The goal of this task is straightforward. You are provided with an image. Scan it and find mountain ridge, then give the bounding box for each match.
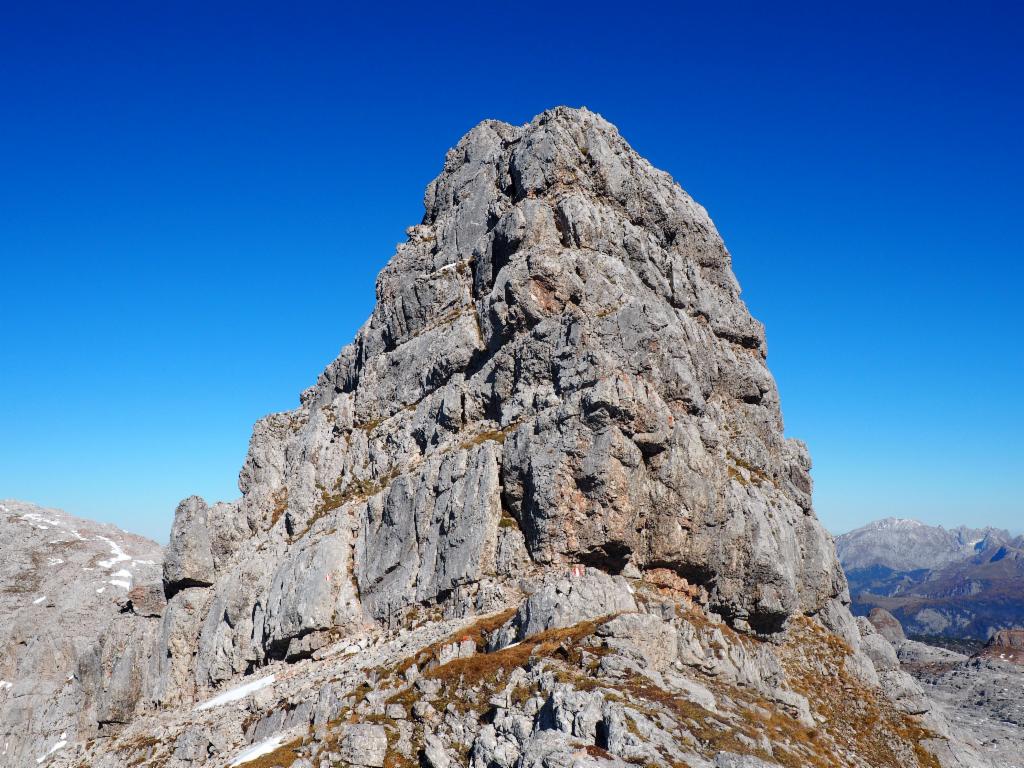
[837,518,1024,640]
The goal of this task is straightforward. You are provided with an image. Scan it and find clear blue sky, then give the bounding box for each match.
[1,3,1021,542]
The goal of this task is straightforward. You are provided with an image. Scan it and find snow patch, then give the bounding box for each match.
[95,536,131,569]
[35,736,67,764]
[871,517,925,530]
[195,675,276,711]
[229,734,287,766]
[21,512,61,527]
[32,596,47,605]
[108,580,131,589]
[0,680,12,691]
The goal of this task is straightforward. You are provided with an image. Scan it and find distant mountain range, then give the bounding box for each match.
[837,518,1024,640]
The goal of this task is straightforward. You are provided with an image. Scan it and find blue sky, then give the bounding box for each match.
[1,3,1021,542]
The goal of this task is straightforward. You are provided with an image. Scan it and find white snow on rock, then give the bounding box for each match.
[108,580,131,589]
[194,675,276,711]
[95,536,131,569]
[0,680,12,691]
[35,735,67,764]
[21,512,61,527]
[229,734,287,766]
[32,596,47,605]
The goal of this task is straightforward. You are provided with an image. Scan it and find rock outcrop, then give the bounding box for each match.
[4,107,1013,767]
[977,629,1024,664]
[132,105,854,702]
[868,607,907,644]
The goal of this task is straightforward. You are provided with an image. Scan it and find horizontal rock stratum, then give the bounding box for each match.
[1,107,1009,767]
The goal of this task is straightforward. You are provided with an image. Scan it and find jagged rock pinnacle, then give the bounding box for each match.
[168,104,852,676]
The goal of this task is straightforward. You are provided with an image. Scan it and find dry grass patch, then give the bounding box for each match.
[425,616,613,686]
[238,738,304,768]
[395,607,517,677]
[269,488,289,528]
[460,429,507,450]
[777,617,942,768]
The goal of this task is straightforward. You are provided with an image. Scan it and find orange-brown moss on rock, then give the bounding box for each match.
[776,617,942,768]
[236,737,304,768]
[424,616,612,686]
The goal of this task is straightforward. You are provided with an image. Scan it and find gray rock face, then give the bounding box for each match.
[856,616,933,716]
[338,724,387,767]
[262,529,362,659]
[355,441,503,625]
[210,105,845,646]
[0,500,161,767]
[163,497,216,592]
[494,568,638,646]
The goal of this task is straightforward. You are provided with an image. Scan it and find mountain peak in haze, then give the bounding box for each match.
[838,517,1010,572]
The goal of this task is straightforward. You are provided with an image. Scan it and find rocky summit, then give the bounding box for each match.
[0,108,1015,767]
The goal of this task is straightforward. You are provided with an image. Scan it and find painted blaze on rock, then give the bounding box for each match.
[155,106,849,698]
